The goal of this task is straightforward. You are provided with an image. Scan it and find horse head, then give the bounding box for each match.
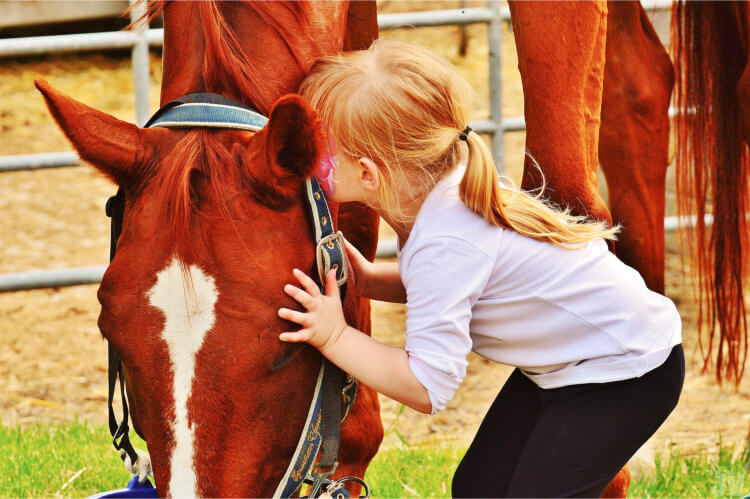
[36,78,365,497]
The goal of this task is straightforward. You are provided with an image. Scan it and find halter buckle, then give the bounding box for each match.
[315,232,348,289]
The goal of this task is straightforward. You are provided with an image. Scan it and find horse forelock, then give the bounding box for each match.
[145,130,246,261]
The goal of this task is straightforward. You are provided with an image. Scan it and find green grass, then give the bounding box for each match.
[0,420,748,498]
[628,441,749,498]
[365,444,462,498]
[0,419,147,498]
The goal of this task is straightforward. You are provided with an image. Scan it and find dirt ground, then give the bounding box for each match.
[0,1,748,480]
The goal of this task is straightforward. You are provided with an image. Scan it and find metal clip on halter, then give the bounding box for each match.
[306,461,338,498]
[304,464,371,499]
[341,375,357,421]
[326,476,370,499]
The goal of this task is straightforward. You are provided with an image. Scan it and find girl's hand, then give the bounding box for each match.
[344,237,374,293]
[278,268,348,352]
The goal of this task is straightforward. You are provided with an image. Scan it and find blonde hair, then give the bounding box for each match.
[299,39,619,248]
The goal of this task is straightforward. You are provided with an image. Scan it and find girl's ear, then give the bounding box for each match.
[358,157,381,193]
[35,79,161,187]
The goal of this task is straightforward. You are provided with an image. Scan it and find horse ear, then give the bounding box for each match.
[35,79,153,186]
[261,94,325,198]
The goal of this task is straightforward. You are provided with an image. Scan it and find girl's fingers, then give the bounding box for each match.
[279,329,313,343]
[293,268,321,297]
[284,284,313,308]
[325,268,339,297]
[278,307,309,326]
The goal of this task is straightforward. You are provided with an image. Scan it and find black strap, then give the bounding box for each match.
[105,189,138,465]
[317,360,345,469]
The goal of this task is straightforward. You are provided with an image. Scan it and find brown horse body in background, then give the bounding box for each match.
[509,0,748,495]
[511,0,748,386]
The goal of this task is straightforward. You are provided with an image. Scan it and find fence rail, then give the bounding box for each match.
[0,6,506,167]
[1,0,678,291]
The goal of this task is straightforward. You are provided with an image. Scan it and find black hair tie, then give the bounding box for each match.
[459,126,472,141]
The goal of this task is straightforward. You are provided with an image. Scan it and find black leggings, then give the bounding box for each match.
[452,344,685,498]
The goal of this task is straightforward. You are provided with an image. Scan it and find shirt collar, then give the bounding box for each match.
[396,162,466,255]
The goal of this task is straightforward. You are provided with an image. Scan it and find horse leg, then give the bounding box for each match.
[508,0,611,226]
[509,4,632,497]
[599,1,674,293]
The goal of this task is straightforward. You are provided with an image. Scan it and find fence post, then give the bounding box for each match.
[129,0,150,126]
[487,0,503,172]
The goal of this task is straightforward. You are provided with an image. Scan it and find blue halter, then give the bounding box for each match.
[144,93,268,131]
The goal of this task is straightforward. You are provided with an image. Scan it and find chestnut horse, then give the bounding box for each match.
[511,0,748,386]
[37,1,382,496]
[37,1,746,497]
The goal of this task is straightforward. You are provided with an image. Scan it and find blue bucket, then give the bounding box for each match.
[88,477,158,498]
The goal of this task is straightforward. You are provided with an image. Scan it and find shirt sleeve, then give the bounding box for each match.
[402,236,494,414]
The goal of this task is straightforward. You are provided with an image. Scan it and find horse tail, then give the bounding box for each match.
[671,0,749,385]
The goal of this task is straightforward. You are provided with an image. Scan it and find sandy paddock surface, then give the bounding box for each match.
[0,1,748,478]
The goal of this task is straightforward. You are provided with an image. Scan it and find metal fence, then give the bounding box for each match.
[0,3,510,171]
[1,0,677,292]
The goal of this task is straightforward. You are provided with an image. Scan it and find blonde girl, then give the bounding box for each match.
[278,39,684,497]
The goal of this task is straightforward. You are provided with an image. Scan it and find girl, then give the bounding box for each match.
[278,39,684,498]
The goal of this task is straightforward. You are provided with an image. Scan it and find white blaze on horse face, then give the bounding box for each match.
[147,257,218,498]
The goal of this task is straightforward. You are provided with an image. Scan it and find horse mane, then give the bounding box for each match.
[131,0,318,113]
[672,0,749,385]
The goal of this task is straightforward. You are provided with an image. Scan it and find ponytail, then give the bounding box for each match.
[459,130,619,248]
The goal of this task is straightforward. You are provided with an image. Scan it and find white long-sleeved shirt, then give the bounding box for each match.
[398,165,682,414]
